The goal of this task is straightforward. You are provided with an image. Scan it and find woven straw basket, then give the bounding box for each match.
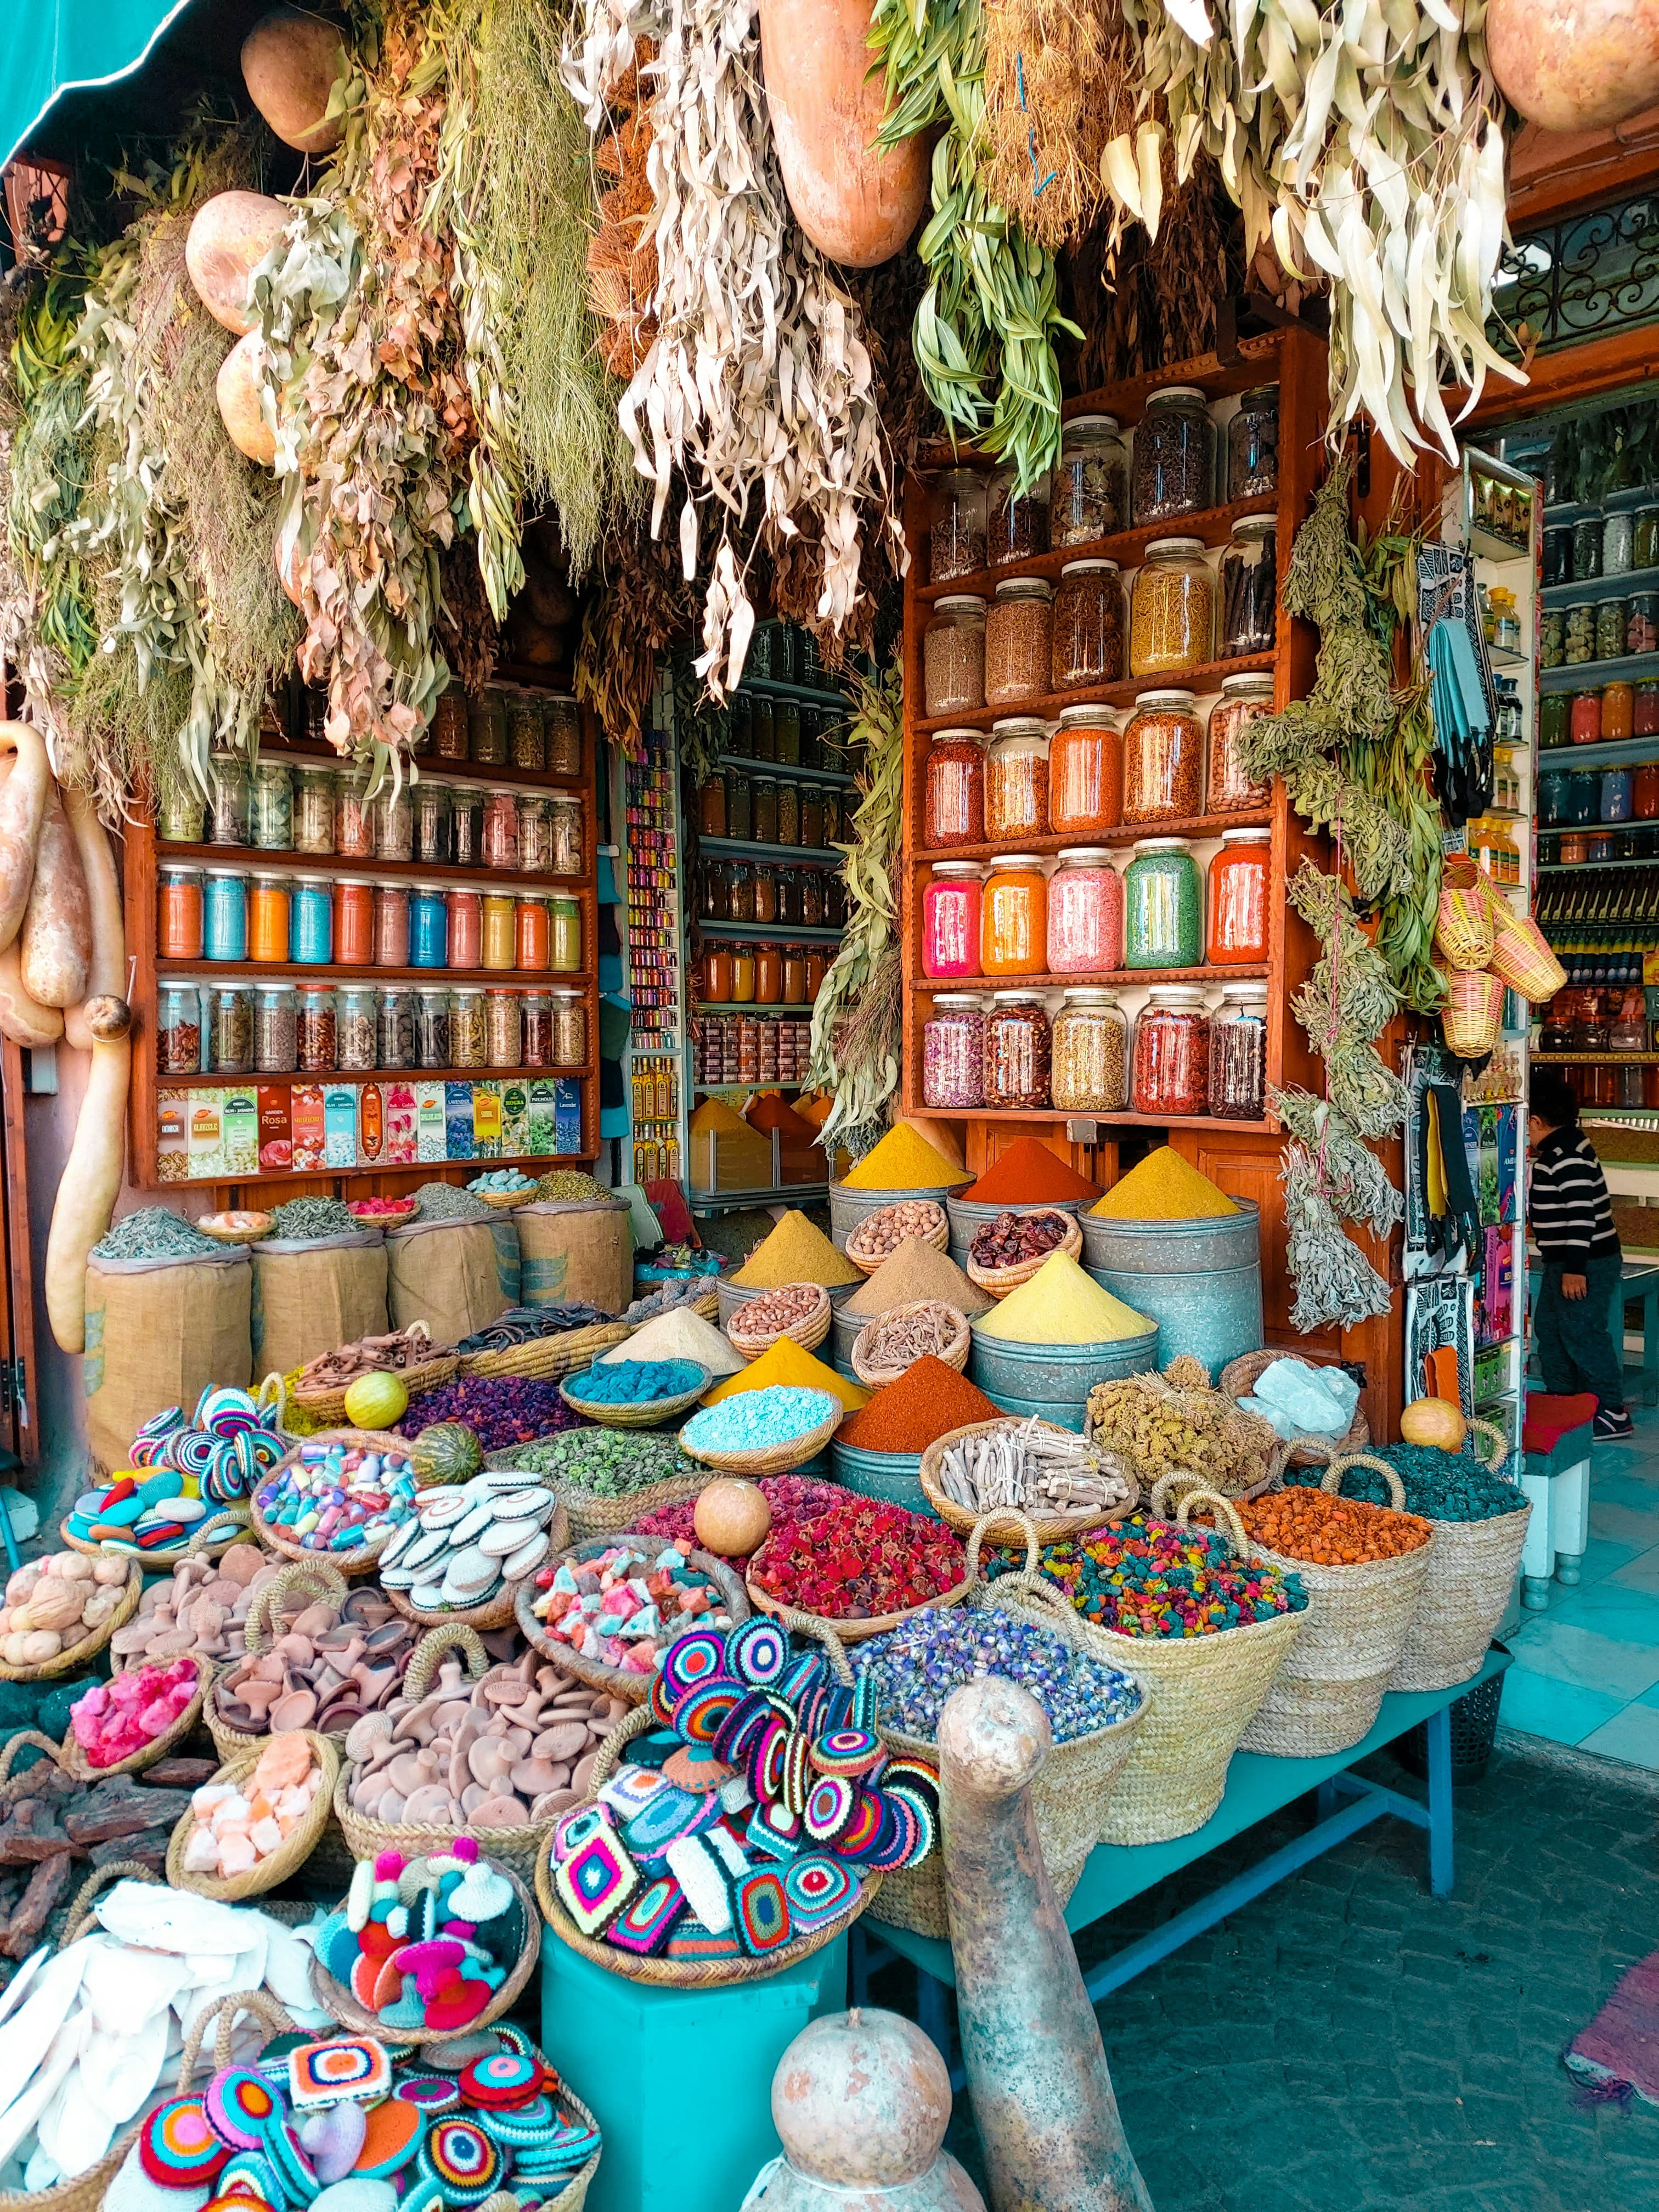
[59,1501,253,1575]
[1218,1348,1369,1470]
[1443,967,1505,1057]
[515,1541,749,1704]
[461,1321,635,1381]
[0,1559,142,1683]
[309,1857,543,2040]
[484,1444,702,1543]
[680,1401,842,1477]
[851,1301,970,1388]
[1487,915,1567,1002]
[1378,1422,1531,1692]
[966,1212,1084,1299]
[727,1284,833,1359]
[249,1432,416,1574]
[206,1559,355,1757]
[919,1420,1139,1543]
[559,1365,710,1429]
[1229,1466,1434,1757]
[291,1353,460,1425]
[845,1201,949,1274]
[165,1730,341,1902]
[1433,877,1496,973]
[61,1654,215,1781]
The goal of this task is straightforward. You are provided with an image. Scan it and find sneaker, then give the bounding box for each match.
[1594,1407,1634,1440]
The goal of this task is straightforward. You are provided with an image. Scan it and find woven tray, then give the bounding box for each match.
[679,1401,841,1476]
[965,1211,1084,1297]
[61,1654,215,1782]
[919,1417,1140,1543]
[461,1321,636,1381]
[514,1542,749,1705]
[850,1301,970,1389]
[386,1498,569,1634]
[309,1855,542,2039]
[726,1285,833,1360]
[165,1730,341,1901]
[844,1201,949,1275]
[471,1186,536,1210]
[291,1352,460,1425]
[248,1431,419,1573]
[558,1365,710,1430]
[58,1503,252,1573]
[483,1450,707,1544]
[0,1559,141,1683]
[1218,1348,1369,1469]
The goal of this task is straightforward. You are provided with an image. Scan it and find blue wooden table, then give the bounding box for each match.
[1526,1256,1659,1406]
[852,1651,1513,2081]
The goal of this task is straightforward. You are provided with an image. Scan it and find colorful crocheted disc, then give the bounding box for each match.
[215,2151,286,2208]
[833,1788,884,1861]
[732,1869,792,1957]
[459,2052,539,2109]
[605,1875,687,1957]
[418,2120,500,2205]
[881,1757,940,1816]
[777,1652,827,1706]
[287,2038,390,2108]
[866,1796,921,1871]
[802,1773,856,1846]
[393,2073,461,2115]
[204,2069,280,2153]
[649,1666,678,1726]
[820,1685,855,1733]
[811,1727,883,1778]
[262,2123,317,2204]
[140,2100,229,2188]
[783,1854,857,1929]
[747,1716,786,1801]
[852,1670,877,1729]
[474,2095,557,2148]
[672,1679,741,1746]
[781,1730,813,1815]
[660,1628,727,1701]
[354,2096,424,2179]
[757,1720,791,1804]
[729,1616,789,1688]
[712,1689,771,1765]
[393,2181,444,2212]
[884,1781,938,1866]
[554,1831,639,1937]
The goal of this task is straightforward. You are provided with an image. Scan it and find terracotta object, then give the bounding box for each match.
[112,1544,279,1668]
[241,7,347,154]
[758,0,929,267]
[937,1676,1154,2212]
[215,1583,415,1738]
[1487,0,1659,132]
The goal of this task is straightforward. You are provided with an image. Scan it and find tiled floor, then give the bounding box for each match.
[1504,1400,1659,1765]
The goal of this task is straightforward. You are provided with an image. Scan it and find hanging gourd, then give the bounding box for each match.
[1487,0,1659,133]
[217,331,277,466]
[186,193,290,335]
[241,8,347,153]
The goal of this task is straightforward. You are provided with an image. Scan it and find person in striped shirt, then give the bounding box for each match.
[1528,1070,1630,1440]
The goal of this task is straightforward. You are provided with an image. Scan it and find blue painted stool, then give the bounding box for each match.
[1518,1391,1598,1611]
[538,1927,849,2211]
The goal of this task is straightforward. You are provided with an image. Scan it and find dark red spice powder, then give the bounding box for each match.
[962,1137,1098,1206]
[838,1356,1001,1453]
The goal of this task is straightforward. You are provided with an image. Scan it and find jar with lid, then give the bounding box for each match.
[1605,511,1636,577]
[335,766,376,859]
[546,696,582,778]
[775,701,802,768]
[450,987,487,1068]
[1123,689,1203,821]
[1207,827,1271,962]
[516,894,551,969]
[1557,831,1589,864]
[701,946,731,1002]
[824,872,848,929]
[985,578,1053,706]
[521,989,551,1066]
[981,855,1047,977]
[468,690,507,765]
[985,993,1051,1108]
[1132,386,1215,524]
[1209,983,1268,1118]
[1131,537,1213,675]
[799,786,824,850]
[820,788,841,845]
[448,887,482,967]
[985,718,1050,838]
[1637,506,1659,572]
[409,884,448,968]
[751,694,776,763]
[1206,673,1273,812]
[481,893,515,969]
[156,783,206,844]
[1537,769,1568,826]
[731,950,757,1005]
[1571,687,1602,744]
[1051,989,1128,1111]
[752,778,779,845]
[723,766,753,843]
[206,868,252,962]
[450,785,483,867]
[753,864,778,924]
[505,692,546,772]
[289,878,332,965]
[776,782,800,848]
[924,729,985,848]
[1132,985,1210,1114]
[1640,682,1659,737]
[1629,594,1658,654]
[337,984,377,1070]
[799,868,825,926]
[1046,848,1123,975]
[255,984,296,1073]
[1218,516,1277,656]
[1604,681,1635,742]
[517,793,550,875]
[543,986,581,1068]
[1048,704,1122,836]
[416,987,450,1069]
[1054,415,1126,545]
[1572,516,1602,582]
[1226,385,1279,499]
[549,794,583,876]
[730,864,756,923]
[1539,693,1571,748]
[1543,525,1572,587]
[250,761,294,851]
[373,882,410,967]
[987,463,1049,567]
[806,946,828,996]
[777,868,801,926]
[1124,838,1203,968]
[1566,770,1598,826]
[923,862,983,978]
[482,789,518,871]
[374,783,413,862]
[1564,603,1596,665]
[1052,560,1125,690]
[1635,764,1659,819]
[922,994,987,1107]
[296,985,337,1072]
[930,468,988,583]
[326,878,369,968]
[698,775,728,838]
[1603,769,1634,823]
[415,780,452,865]
[924,595,986,716]
[207,754,253,845]
[432,688,469,761]
[1598,599,1629,660]
[1540,609,1565,670]
[727,693,753,759]
[782,946,807,1003]
[159,865,205,960]
[288,765,332,856]
[486,988,522,1068]
[159,984,202,1075]
[551,893,582,972]
[754,944,782,1004]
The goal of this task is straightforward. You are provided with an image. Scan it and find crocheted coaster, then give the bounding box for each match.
[880,1757,940,1817]
[621,1781,718,1866]
[353,2098,424,2180]
[511,2119,602,2174]
[261,2124,317,2205]
[747,1796,804,1863]
[664,1920,741,1963]
[554,1831,639,1937]
[883,1781,938,1866]
[820,1685,855,1733]
[732,1869,792,1957]
[834,1789,884,1862]
[648,1668,679,1726]
[551,1803,612,1864]
[470,2093,552,2148]
[810,1727,883,1778]
[757,1721,791,1805]
[392,2180,444,2212]
[204,2069,281,2153]
[728,1617,788,1688]
[781,1731,813,1816]
[663,1833,733,1933]
[392,2074,461,2116]
[140,2099,229,2188]
[215,2151,287,2209]
[783,1854,857,1930]
[458,2053,539,2111]
[777,1652,827,1706]
[802,1773,856,1848]
[672,1680,741,1747]
[866,1796,921,1872]
[713,1689,771,1767]
[287,2040,391,2109]
[625,1728,681,1770]
[596,1767,667,1822]
[417,2120,500,2206]
[659,1628,727,1701]
[851,1671,877,1730]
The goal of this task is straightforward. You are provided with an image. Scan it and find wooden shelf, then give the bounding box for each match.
[1542,563,1659,609]
[153,842,585,891]
[907,1104,1273,1132]
[1539,647,1659,695]
[913,809,1271,862]
[159,1150,599,1191]
[1532,1051,1659,1065]
[154,1064,593,1088]
[256,732,590,797]
[914,494,1279,605]
[911,964,1271,991]
[697,922,843,943]
[913,652,1276,735]
[157,960,592,986]
[716,752,857,788]
[698,838,843,865]
[694,1003,816,1015]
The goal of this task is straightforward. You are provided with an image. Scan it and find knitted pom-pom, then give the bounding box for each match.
[453,1837,480,1864]
[374,1849,404,1880]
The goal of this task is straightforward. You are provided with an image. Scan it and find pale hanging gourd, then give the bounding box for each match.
[1487,0,1659,132]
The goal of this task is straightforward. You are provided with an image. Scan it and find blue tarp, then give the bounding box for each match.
[2,0,196,170]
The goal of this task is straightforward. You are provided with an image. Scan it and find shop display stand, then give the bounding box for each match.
[627,669,689,1187]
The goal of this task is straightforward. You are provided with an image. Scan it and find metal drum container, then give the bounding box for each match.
[1079,1199,1262,1375]
[830,1440,933,1511]
[969,1324,1159,1433]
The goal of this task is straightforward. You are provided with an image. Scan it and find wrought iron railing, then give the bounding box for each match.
[1490,191,1659,358]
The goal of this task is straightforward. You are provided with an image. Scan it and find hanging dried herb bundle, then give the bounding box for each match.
[1064,143,1232,388]
[585,48,658,380]
[573,514,685,762]
[981,0,1132,252]
[1280,1154,1392,1333]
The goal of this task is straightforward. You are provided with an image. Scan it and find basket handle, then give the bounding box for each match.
[184,1508,251,1559]
[403,1622,489,1699]
[0,1729,70,1786]
[1319,1452,1408,1511]
[244,1558,349,1654]
[1466,1416,1509,1473]
[62,1858,163,1945]
[589,1702,656,1789]
[256,1370,289,1429]
[964,1509,1042,1592]
[1171,1487,1249,1557]
[743,1599,856,1686]
[178,1989,297,2090]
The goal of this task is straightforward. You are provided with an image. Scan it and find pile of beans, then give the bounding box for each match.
[1236,1488,1432,1565]
[847,1200,949,1265]
[729,1283,826,1348]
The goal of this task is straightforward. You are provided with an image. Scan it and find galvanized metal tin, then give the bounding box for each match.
[969,1325,1159,1433]
[831,1440,934,1513]
[945,1194,1087,1268]
[828,1179,964,1254]
[1079,1199,1262,1375]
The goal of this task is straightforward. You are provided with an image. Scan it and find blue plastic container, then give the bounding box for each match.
[289,878,333,964]
[203,867,248,961]
[409,885,449,967]
[831,1439,932,1512]
[1079,1199,1262,1375]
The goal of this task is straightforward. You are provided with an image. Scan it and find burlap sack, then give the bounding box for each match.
[515,1200,632,1317]
[251,1232,388,1376]
[384,1218,512,1344]
[84,1248,252,1474]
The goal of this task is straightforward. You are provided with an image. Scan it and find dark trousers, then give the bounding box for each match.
[1535,1250,1627,1414]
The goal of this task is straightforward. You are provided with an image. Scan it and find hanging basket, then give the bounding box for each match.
[1487,916,1567,1002]
[1442,968,1505,1058]
[1432,881,1496,972]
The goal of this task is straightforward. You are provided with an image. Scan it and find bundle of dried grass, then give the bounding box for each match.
[573,514,685,760]
[587,50,658,378]
[983,0,1131,252]
[1064,142,1233,388]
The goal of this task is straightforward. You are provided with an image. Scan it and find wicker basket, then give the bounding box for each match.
[471,1186,535,1210]
[205,1558,365,1757]
[965,1211,1084,1299]
[165,1730,341,1901]
[198,1211,274,1245]
[348,1199,419,1228]
[1486,913,1567,1002]
[309,1856,542,2039]
[386,1517,566,1636]
[534,1702,879,1988]
[248,1431,417,1572]
[680,1398,842,1476]
[484,1444,702,1544]
[726,1284,833,1360]
[0,1559,142,1683]
[61,1654,215,1782]
[1228,1464,1435,1757]
[1432,881,1495,973]
[1442,967,1505,1057]
[844,1201,950,1274]
[919,1419,1139,1542]
[850,1301,971,1389]
[745,1572,970,1647]
[558,1364,710,1429]
[515,1542,749,1704]
[461,1321,635,1381]
[58,1504,252,1574]
[291,1353,460,1425]
[1218,1347,1369,1470]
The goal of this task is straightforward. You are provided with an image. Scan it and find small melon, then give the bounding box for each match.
[186,191,288,335]
[241,8,348,154]
[693,1478,771,1558]
[343,1372,408,1431]
[1400,1397,1466,1453]
[410,1421,483,1485]
[217,331,276,466]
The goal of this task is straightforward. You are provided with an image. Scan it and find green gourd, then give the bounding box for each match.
[409,1420,483,1485]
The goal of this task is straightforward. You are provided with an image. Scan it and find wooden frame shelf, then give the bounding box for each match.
[915,810,1271,864]
[154,842,587,892]
[156,960,594,988]
[256,730,590,798]
[912,653,1276,737]
[907,1104,1275,1133]
[153,1063,594,1088]
[914,494,1279,605]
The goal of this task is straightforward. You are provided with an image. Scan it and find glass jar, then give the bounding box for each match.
[930,468,988,583]
[1132,386,1215,524]
[1603,769,1634,823]
[751,779,778,846]
[417,988,450,1069]
[1123,689,1203,822]
[482,893,516,970]
[1630,594,1659,654]
[775,701,802,768]
[1051,989,1128,1111]
[799,786,825,851]
[1540,609,1565,670]
[730,864,756,923]
[701,862,730,923]
[1052,559,1125,690]
[516,894,551,970]
[754,864,778,925]
[1539,692,1571,748]
[724,767,753,844]
[751,695,776,764]
[550,795,583,876]
[703,946,733,1002]
[1209,984,1268,1119]
[1635,764,1659,819]
[448,888,482,968]
[237,869,281,964]
[1132,985,1210,1115]
[806,947,828,996]
[985,578,1053,706]
[450,988,487,1069]
[156,783,205,844]
[1207,827,1271,963]
[698,776,727,837]
[159,865,205,960]
[1218,516,1277,657]
[981,855,1047,977]
[374,784,414,863]
[1124,838,1203,969]
[1604,681,1635,742]
[250,761,294,851]
[482,789,518,872]
[985,718,1050,838]
[1564,603,1596,665]
[486,988,521,1068]
[468,690,507,766]
[373,883,410,968]
[1536,770,1568,827]
[1054,414,1126,545]
[985,993,1051,1109]
[987,464,1049,567]
[1571,687,1602,745]
[821,789,842,845]
[924,729,985,848]
[334,767,375,859]
[1206,673,1273,814]
[781,946,806,1004]
[1605,511,1635,577]
[799,869,824,927]
[205,868,251,962]
[551,988,586,1068]
[296,985,337,1073]
[546,696,582,778]
[1566,771,1598,826]
[754,944,782,1005]
[777,869,801,926]
[922,994,986,1108]
[337,985,377,1071]
[551,894,582,972]
[289,766,332,856]
[924,595,986,717]
[1637,506,1659,572]
[158,984,202,1075]
[1572,516,1602,583]
[517,794,550,876]
[255,984,296,1073]
[1131,537,1212,675]
[731,951,757,1005]
[409,884,448,968]
[432,689,470,761]
[1598,599,1629,661]
[289,878,332,965]
[1226,385,1279,500]
[1049,704,1122,836]
[1046,848,1123,975]
[506,692,546,772]
[327,878,370,969]
[1543,526,1572,587]
[415,780,452,866]
[776,783,800,849]
[1639,682,1659,736]
[522,990,551,1067]
[923,862,983,979]
[1556,831,1589,864]
[450,785,483,868]
[207,754,252,846]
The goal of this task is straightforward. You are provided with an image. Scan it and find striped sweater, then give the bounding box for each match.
[1530,1127,1620,1272]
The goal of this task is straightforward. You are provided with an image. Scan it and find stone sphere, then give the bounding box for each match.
[772,2008,952,2187]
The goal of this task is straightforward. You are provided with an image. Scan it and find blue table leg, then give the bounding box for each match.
[1425,1705,1454,1896]
[1316,1778,1339,1824]
[1643,1283,1659,1407]
[916,1972,951,2072]
[849,1926,870,2008]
